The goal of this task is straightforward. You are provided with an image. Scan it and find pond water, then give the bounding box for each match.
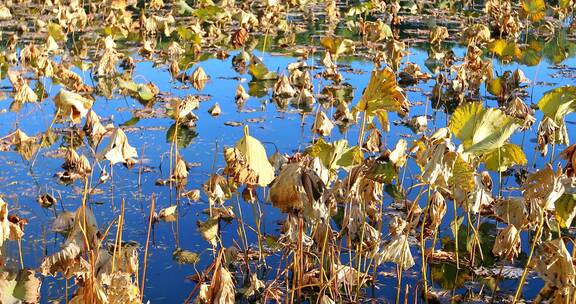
[2,2,576,304]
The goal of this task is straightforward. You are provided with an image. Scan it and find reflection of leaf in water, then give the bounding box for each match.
[248,80,273,98]
[444,222,496,267]
[385,184,405,201]
[166,123,198,148]
[121,117,140,127]
[175,0,194,15]
[519,39,543,66]
[265,235,283,252]
[332,206,345,230]
[521,0,546,22]
[176,26,202,43]
[321,84,354,104]
[193,5,225,21]
[488,39,521,59]
[543,30,576,65]
[178,52,214,71]
[248,61,277,81]
[430,262,472,290]
[476,222,497,266]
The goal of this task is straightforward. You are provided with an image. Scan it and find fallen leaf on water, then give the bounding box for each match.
[209,103,221,116]
[172,248,200,265]
[190,66,209,90]
[224,121,243,127]
[158,205,178,222]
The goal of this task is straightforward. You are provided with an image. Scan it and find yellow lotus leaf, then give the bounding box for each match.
[243,273,265,298]
[364,128,381,153]
[389,138,408,168]
[481,143,527,172]
[449,102,520,153]
[424,191,446,237]
[353,67,409,118]
[63,148,92,176]
[523,165,565,210]
[209,103,221,116]
[554,193,576,228]
[97,36,120,76]
[320,36,355,58]
[0,269,41,303]
[235,84,249,105]
[268,162,312,213]
[223,147,258,186]
[429,26,448,45]
[333,264,368,287]
[537,86,576,124]
[521,0,546,22]
[446,151,475,193]
[0,6,12,20]
[54,89,93,123]
[106,272,141,304]
[235,126,275,187]
[14,81,38,104]
[488,39,521,59]
[310,138,363,172]
[273,75,296,97]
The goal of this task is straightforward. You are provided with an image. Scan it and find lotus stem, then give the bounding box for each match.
[513,216,544,303]
[140,193,155,300]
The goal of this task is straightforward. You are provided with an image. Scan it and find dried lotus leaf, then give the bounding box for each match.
[492,224,520,258]
[311,111,334,137]
[54,89,93,123]
[234,126,275,187]
[197,217,219,246]
[158,205,177,222]
[99,128,138,166]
